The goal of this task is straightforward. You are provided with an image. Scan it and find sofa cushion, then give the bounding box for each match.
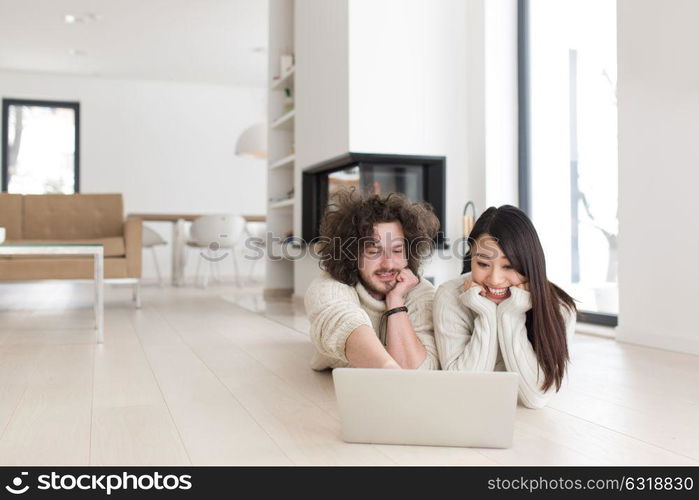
[0,194,23,239]
[2,237,126,257]
[0,257,128,280]
[23,194,124,239]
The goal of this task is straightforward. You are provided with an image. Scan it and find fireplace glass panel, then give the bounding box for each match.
[302,153,445,243]
[328,166,360,197]
[326,164,424,203]
[360,164,423,202]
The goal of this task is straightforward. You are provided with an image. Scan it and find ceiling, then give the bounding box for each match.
[0,0,268,87]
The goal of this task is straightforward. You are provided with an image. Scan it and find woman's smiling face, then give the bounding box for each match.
[470,234,527,304]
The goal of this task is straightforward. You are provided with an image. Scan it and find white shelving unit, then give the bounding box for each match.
[269,198,295,209]
[270,109,295,130]
[266,0,295,296]
[270,66,295,90]
[270,153,295,170]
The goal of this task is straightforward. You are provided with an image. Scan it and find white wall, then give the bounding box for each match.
[0,70,267,282]
[292,0,477,295]
[348,0,474,246]
[293,0,351,295]
[616,0,699,354]
[484,0,518,208]
[294,0,350,173]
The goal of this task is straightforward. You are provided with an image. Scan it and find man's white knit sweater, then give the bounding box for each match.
[433,273,576,409]
[304,272,440,371]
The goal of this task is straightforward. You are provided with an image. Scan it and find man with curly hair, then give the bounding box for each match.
[304,190,441,370]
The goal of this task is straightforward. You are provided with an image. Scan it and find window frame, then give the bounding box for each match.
[1,98,81,193]
[517,0,618,327]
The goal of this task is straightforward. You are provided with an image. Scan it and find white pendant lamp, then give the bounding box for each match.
[235,123,267,159]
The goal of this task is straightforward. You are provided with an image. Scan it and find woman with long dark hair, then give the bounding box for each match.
[433,205,577,408]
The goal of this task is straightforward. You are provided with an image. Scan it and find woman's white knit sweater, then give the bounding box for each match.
[304,272,440,371]
[433,273,576,409]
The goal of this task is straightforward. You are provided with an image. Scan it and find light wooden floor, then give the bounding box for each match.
[0,281,697,466]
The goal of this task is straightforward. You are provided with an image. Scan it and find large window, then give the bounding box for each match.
[519,0,618,325]
[2,99,80,194]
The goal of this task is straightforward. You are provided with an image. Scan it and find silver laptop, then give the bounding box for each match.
[333,368,519,448]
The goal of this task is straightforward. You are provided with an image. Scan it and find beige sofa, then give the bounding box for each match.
[0,193,141,281]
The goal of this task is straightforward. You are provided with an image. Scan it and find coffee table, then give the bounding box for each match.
[0,243,105,342]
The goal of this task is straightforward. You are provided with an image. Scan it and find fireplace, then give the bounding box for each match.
[302,153,446,245]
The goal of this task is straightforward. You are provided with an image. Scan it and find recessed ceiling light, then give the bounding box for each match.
[64,12,102,24]
[68,49,87,56]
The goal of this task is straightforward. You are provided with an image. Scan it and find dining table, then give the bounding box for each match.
[128,213,266,286]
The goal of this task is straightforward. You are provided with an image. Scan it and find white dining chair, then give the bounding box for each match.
[142,225,167,286]
[186,214,247,288]
[243,221,267,283]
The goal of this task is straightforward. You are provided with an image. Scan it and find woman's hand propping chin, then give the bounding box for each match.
[463,278,484,295]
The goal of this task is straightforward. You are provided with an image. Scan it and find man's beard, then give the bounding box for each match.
[358,269,400,299]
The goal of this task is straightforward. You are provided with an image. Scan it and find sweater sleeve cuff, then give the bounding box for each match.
[459,286,497,315]
[415,348,440,370]
[499,286,532,314]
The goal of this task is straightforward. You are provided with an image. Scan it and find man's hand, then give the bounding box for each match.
[383,268,427,369]
[386,268,419,308]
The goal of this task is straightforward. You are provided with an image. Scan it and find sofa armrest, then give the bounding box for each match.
[124,216,142,278]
